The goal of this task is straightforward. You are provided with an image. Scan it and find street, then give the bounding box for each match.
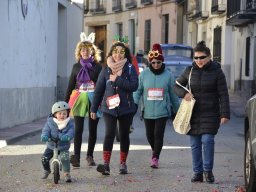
[0,113,245,192]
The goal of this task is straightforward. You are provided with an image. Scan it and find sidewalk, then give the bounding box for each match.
[0,91,247,149]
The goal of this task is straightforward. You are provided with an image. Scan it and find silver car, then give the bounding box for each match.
[244,94,256,191]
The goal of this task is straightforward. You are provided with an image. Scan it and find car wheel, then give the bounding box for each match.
[244,131,256,191]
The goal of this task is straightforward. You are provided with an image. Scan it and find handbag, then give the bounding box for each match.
[173,67,195,134]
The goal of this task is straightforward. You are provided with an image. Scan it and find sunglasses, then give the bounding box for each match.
[148,50,162,58]
[151,61,162,65]
[194,55,207,60]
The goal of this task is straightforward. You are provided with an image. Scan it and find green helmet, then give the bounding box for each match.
[51,101,70,114]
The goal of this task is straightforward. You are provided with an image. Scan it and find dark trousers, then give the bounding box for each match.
[73,115,99,160]
[103,113,133,152]
[144,117,167,159]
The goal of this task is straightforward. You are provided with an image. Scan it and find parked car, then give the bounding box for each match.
[244,94,256,191]
[160,43,193,79]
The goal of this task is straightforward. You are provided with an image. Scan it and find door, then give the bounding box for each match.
[95,26,107,65]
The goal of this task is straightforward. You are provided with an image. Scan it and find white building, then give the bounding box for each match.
[0,0,84,129]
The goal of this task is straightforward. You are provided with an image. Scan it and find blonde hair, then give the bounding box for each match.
[75,41,101,63]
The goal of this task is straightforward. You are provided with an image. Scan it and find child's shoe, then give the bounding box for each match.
[86,156,96,166]
[96,163,110,175]
[119,163,128,174]
[65,173,72,183]
[150,157,159,168]
[70,155,80,168]
[41,170,51,179]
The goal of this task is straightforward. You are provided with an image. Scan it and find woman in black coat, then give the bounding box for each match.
[174,41,230,184]
[90,41,138,175]
[65,33,102,168]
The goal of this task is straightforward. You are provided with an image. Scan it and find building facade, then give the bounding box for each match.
[83,0,178,61]
[0,0,84,129]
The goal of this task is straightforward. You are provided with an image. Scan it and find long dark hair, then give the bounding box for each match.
[193,41,211,56]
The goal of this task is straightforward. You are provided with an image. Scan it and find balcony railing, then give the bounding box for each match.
[193,11,209,19]
[226,0,256,26]
[112,0,122,12]
[126,0,137,9]
[141,0,153,5]
[89,0,106,14]
[211,0,226,13]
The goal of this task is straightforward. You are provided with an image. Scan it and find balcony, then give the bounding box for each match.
[211,0,226,14]
[226,0,256,26]
[112,0,122,12]
[126,0,137,9]
[89,0,106,15]
[141,0,153,5]
[193,11,209,20]
[157,0,170,2]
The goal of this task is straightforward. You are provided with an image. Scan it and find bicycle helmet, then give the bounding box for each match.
[51,101,70,114]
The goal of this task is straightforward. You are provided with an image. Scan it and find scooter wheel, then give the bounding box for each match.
[53,161,60,184]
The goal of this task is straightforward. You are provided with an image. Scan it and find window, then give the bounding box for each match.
[213,26,222,63]
[245,37,250,77]
[117,23,123,37]
[162,14,169,43]
[144,20,151,53]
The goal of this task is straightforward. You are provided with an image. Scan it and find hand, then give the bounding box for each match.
[60,135,70,142]
[109,74,118,82]
[184,93,193,101]
[220,117,229,124]
[41,135,49,142]
[90,112,96,120]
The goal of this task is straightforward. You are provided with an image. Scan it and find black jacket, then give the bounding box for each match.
[91,62,138,117]
[65,62,102,102]
[174,60,230,135]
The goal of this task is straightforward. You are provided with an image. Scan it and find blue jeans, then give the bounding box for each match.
[190,134,215,174]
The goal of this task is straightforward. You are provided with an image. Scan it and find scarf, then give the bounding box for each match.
[53,117,71,130]
[149,63,165,75]
[107,56,127,76]
[76,56,93,84]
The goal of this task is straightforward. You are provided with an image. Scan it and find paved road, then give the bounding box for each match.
[0,113,245,192]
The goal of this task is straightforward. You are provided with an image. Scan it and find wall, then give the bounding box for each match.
[0,0,83,129]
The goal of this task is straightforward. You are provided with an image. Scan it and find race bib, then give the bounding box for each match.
[106,94,120,109]
[79,81,95,93]
[147,88,164,100]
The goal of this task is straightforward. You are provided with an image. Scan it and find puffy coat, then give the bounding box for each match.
[133,68,180,119]
[174,60,230,135]
[91,62,138,117]
[41,117,74,151]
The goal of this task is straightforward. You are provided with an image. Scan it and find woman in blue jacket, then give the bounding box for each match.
[91,41,138,175]
[133,43,179,168]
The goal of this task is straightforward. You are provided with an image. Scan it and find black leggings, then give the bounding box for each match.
[73,115,99,160]
[144,117,167,159]
[103,113,133,153]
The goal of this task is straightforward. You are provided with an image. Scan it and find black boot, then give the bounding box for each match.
[204,171,215,183]
[96,163,110,175]
[191,173,203,183]
[70,155,80,168]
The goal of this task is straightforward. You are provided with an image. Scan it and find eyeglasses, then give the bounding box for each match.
[112,48,125,55]
[151,61,162,65]
[148,50,162,58]
[194,55,207,60]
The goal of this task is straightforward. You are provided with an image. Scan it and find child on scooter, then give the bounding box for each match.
[40,101,74,182]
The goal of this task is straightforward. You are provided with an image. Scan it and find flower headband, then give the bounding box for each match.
[80,32,95,43]
[148,50,162,58]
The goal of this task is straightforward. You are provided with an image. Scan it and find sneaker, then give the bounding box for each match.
[96,164,110,175]
[191,173,203,183]
[41,170,51,179]
[150,157,159,168]
[86,156,96,166]
[65,173,72,183]
[70,155,80,168]
[204,171,215,183]
[119,163,128,174]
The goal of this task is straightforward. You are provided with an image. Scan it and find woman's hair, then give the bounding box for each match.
[107,42,131,63]
[75,41,101,63]
[193,41,211,56]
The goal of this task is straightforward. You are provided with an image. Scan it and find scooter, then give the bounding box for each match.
[50,138,62,184]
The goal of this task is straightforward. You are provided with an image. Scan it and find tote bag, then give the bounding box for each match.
[173,68,195,134]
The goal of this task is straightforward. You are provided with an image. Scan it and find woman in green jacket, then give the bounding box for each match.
[133,43,179,168]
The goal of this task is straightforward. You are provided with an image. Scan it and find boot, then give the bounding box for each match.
[41,170,51,179]
[96,163,110,175]
[191,173,203,183]
[204,171,215,183]
[86,156,96,166]
[70,154,80,168]
[150,157,159,169]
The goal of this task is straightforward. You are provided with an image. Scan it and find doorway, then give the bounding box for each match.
[95,25,107,65]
